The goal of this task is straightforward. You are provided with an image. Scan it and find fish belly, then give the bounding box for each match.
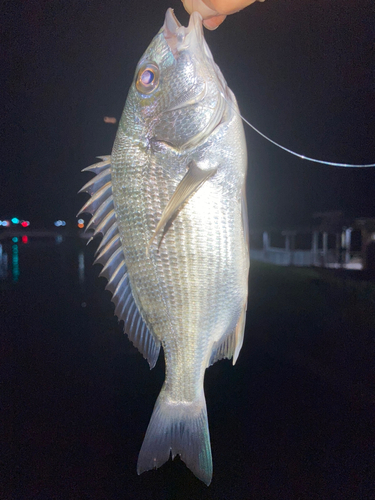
[112,143,246,366]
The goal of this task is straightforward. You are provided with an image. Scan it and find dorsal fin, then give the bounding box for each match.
[79,156,161,368]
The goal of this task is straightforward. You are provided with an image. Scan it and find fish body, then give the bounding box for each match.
[79,9,248,485]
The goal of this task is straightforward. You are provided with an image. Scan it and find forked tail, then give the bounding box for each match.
[137,388,212,485]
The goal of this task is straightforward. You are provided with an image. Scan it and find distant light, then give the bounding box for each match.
[11,218,19,224]
[78,223,84,229]
[54,220,66,227]
[12,237,18,243]
[104,116,117,124]
[21,221,28,227]
[78,251,85,283]
[77,218,84,224]
[2,221,10,227]
[12,243,19,283]
[22,235,28,244]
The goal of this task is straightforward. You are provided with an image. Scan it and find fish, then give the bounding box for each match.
[79,8,249,485]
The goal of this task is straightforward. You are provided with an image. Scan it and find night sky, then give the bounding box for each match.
[2,0,375,229]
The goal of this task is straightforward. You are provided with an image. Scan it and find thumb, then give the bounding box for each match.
[203,15,227,30]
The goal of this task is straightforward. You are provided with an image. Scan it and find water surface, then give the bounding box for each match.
[2,237,373,499]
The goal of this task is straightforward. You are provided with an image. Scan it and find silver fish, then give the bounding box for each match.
[79,8,249,485]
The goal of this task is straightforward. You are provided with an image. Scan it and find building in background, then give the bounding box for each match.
[250,212,375,271]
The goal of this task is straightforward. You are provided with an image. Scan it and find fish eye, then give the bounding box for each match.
[136,63,160,95]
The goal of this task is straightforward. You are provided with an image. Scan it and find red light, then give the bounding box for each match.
[22,235,28,244]
[21,221,28,227]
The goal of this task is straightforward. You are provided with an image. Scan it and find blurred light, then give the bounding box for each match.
[21,221,28,227]
[2,221,10,227]
[78,251,85,284]
[55,235,63,244]
[22,235,28,244]
[104,116,117,124]
[12,237,18,243]
[78,223,84,229]
[12,243,19,283]
[54,220,66,227]
[77,218,84,224]
[0,243,8,280]
[11,218,19,224]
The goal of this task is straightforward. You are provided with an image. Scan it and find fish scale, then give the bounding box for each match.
[79,9,248,485]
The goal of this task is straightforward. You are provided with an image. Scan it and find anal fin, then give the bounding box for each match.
[209,304,247,367]
[233,303,246,365]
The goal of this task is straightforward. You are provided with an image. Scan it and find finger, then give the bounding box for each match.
[206,0,261,15]
[182,0,217,18]
[203,14,227,30]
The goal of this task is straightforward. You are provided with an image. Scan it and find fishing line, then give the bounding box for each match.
[220,91,375,168]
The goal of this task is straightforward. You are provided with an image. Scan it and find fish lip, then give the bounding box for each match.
[163,9,203,57]
[164,8,181,40]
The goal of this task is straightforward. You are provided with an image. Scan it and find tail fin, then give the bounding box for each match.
[137,389,212,485]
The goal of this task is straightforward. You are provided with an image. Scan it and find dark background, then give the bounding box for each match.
[2,0,374,228]
[2,2,375,497]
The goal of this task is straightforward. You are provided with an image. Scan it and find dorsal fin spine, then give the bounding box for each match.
[79,156,160,369]
[78,183,112,217]
[94,234,121,266]
[79,170,112,195]
[86,195,114,231]
[115,292,132,319]
[99,246,123,279]
[94,210,116,237]
[111,273,128,301]
[105,261,126,292]
[95,223,118,255]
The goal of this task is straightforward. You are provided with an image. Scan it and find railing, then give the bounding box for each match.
[250,248,363,269]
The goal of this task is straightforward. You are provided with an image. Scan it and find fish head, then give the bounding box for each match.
[128,9,229,150]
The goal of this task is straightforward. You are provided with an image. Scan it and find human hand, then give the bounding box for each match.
[182,0,264,30]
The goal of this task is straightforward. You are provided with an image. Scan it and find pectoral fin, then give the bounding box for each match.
[148,160,217,251]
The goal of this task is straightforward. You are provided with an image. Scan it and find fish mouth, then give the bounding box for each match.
[162,8,229,106]
[163,9,204,58]
[163,9,181,41]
